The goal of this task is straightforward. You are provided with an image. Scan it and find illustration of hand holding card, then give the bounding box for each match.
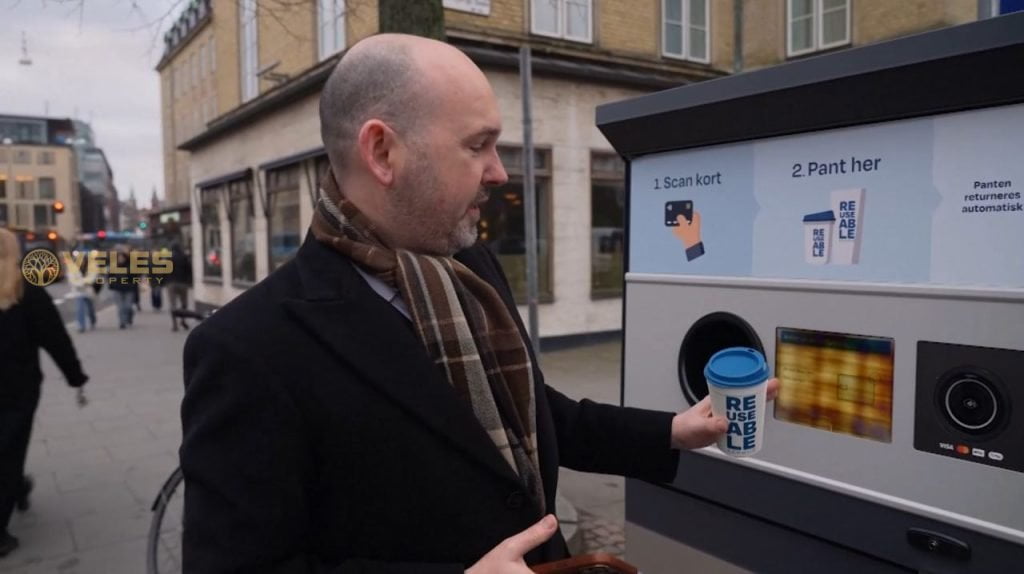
[666,200,705,261]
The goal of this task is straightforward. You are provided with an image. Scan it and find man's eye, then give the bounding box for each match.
[469,144,484,152]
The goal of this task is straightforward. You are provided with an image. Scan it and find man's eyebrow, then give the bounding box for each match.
[468,127,501,140]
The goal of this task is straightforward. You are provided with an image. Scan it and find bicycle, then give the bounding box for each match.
[147,308,214,574]
[147,467,184,573]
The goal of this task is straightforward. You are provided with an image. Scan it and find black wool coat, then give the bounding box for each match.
[180,234,679,573]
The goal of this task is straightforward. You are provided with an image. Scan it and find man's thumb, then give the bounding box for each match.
[506,514,558,556]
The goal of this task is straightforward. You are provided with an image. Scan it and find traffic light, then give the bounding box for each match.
[97,230,107,239]
[52,200,65,214]
[138,221,149,230]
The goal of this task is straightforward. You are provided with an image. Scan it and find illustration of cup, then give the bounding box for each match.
[830,188,865,265]
[803,210,835,265]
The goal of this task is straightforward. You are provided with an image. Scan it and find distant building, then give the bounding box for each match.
[0,114,80,244]
[120,187,142,231]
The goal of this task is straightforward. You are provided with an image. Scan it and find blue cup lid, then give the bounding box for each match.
[704,347,769,388]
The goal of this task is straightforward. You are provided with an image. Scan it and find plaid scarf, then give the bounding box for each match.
[311,170,545,513]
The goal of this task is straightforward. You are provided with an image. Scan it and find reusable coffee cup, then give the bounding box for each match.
[704,347,771,457]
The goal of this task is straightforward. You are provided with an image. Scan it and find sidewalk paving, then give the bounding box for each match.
[3,303,184,574]
[2,299,627,572]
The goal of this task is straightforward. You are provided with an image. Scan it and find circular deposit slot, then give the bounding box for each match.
[677,312,764,406]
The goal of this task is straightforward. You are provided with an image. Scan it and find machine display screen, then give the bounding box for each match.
[774,328,895,442]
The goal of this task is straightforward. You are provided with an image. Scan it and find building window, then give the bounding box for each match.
[229,179,256,284]
[0,149,7,162]
[38,151,55,165]
[663,0,709,63]
[239,0,259,102]
[266,166,302,271]
[590,152,625,298]
[33,204,50,229]
[318,0,346,61]
[14,150,31,164]
[991,0,1024,15]
[16,179,34,199]
[0,204,7,226]
[14,204,28,227]
[478,146,553,303]
[787,0,850,57]
[201,189,222,279]
[38,177,56,200]
[0,177,6,199]
[531,0,592,44]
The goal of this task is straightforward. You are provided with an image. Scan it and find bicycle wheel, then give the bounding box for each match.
[147,467,185,574]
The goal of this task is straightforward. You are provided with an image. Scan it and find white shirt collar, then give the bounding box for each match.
[353,264,411,321]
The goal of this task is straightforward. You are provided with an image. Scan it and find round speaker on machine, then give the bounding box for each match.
[936,369,1010,437]
[677,312,764,406]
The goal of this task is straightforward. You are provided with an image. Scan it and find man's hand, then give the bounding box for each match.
[466,514,558,574]
[671,378,780,450]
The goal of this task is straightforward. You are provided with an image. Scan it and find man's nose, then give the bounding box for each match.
[483,152,509,187]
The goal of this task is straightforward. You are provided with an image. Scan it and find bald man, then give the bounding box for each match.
[180,34,778,573]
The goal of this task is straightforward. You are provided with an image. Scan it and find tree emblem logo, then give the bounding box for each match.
[21,248,62,287]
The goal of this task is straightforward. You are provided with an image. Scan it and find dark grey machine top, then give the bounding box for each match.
[596,12,1024,159]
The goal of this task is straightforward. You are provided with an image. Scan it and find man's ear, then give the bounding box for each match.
[357,119,398,187]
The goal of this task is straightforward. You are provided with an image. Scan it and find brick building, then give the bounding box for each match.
[156,0,1017,339]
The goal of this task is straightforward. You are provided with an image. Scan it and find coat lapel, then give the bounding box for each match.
[281,235,524,487]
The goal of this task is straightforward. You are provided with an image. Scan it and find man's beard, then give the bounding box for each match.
[392,153,485,256]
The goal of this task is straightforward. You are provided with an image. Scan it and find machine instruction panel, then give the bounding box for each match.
[628,103,1024,288]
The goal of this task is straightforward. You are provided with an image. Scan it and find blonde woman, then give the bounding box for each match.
[0,228,88,557]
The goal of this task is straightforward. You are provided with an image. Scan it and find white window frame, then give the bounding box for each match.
[318,0,346,61]
[240,0,259,102]
[661,0,710,64]
[530,0,593,44]
[787,0,850,58]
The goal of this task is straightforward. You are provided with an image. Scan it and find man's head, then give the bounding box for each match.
[319,34,508,255]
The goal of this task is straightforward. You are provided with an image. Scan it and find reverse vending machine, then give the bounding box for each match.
[597,14,1024,574]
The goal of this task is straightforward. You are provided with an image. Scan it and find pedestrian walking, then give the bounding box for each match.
[107,248,137,329]
[65,254,98,333]
[165,244,192,332]
[0,228,89,558]
[150,247,169,312]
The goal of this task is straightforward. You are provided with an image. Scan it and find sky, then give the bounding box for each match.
[0,0,183,208]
